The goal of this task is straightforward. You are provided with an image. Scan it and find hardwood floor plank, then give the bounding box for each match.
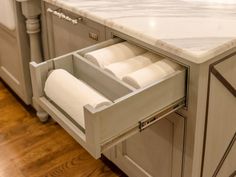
[0,80,124,177]
[40,151,118,177]
[0,163,25,177]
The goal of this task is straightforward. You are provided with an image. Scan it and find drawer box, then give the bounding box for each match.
[30,38,187,158]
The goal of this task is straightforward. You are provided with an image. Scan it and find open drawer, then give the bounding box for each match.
[30,38,187,159]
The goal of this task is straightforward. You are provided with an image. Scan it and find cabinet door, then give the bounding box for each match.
[44,3,106,58]
[0,28,22,93]
[217,139,236,177]
[202,55,236,177]
[111,113,184,177]
[0,1,31,104]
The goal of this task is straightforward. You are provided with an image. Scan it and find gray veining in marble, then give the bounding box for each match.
[43,0,236,63]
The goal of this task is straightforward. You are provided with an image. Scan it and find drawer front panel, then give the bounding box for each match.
[44,3,106,58]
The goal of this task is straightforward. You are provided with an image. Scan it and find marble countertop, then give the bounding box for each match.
[43,0,236,63]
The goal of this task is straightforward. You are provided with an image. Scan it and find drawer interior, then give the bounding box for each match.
[30,38,187,158]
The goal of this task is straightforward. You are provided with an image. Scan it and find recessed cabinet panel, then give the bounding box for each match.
[215,55,236,89]
[111,113,184,177]
[203,55,236,177]
[0,28,22,88]
[217,140,236,177]
[0,1,31,104]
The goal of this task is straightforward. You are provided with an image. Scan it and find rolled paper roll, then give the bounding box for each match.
[84,41,146,68]
[104,52,163,79]
[44,69,112,129]
[122,59,182,89]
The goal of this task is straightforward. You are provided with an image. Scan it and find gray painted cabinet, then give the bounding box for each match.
[111,113,184,177]
[36,3,186,176]
[0,1,235,176]
[0,1,32,104]
[38,2,236,177]
[202,55,236,177]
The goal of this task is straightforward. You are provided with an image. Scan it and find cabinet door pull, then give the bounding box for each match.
[89,32,99,41]
[47,8,83,25]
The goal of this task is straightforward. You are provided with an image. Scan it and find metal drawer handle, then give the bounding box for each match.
[47,8,83,25]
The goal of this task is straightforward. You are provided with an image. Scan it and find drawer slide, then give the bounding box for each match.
[139,98,185,131]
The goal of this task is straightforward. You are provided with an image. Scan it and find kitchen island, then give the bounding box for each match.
[28,0,236,177]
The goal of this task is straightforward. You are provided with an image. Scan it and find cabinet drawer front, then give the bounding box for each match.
[30,38,187,158]
[44,3,106,58]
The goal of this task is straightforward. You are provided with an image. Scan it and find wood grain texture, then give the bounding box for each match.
[0,80,126,177]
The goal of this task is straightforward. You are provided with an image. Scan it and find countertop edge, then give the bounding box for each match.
[43,0,236,64]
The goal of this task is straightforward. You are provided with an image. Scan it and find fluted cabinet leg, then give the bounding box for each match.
[17,0,43,63]
[17,0,48,122]
[26,17,43,63]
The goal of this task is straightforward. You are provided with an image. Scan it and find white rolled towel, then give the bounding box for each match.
[44,69,112,129]
[122,59,182,89]
[84,41,146,68]
[104,52,163,79]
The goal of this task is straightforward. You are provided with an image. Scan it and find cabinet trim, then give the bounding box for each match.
[211,66,236,97]
[201,52,236,177]
[229,170,236,177]
[213,132,236,177]
[113,113,185,177]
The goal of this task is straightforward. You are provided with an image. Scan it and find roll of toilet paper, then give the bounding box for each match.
[84,41,146,68]
[0,0,16,30]
[104,52,163,79]
[122,59,182,89]
[44,69,112,129]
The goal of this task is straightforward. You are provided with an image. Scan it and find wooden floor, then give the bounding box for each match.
[0,80,125,177]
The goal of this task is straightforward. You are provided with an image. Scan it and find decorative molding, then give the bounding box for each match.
[211,65,236,97]
[16,0,43,63]
[16,0,48,120]
[229,170,236,177]
[201,51,236,177]
[213,132,236,177]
